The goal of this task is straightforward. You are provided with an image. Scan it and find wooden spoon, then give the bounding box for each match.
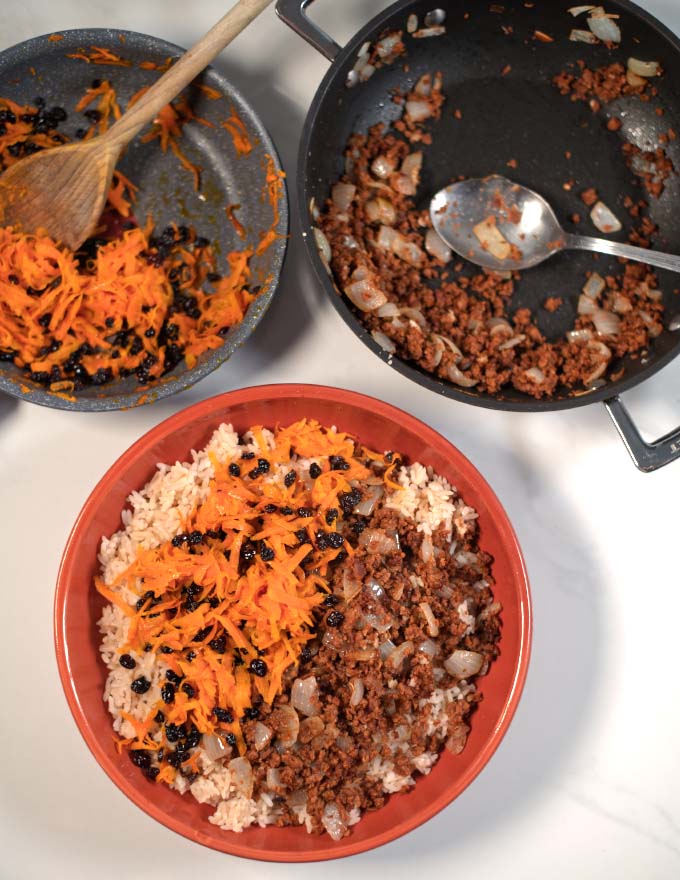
[0,0,272,249]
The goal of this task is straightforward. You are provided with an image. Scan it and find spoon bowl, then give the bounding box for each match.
[431,175,680,275]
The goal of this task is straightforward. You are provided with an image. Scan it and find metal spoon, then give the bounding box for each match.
[430,175,680,274]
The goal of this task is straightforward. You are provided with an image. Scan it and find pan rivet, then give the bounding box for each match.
[345,70,359,88]
[669,315,680,331]
[424,8,446,26]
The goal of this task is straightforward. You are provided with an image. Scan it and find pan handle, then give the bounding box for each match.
[604,396,680,472]
[276,0,341,61]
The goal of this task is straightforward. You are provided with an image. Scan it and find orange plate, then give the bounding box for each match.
[54,384,532,861]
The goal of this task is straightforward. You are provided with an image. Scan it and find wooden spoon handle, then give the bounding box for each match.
[104,0,272,149]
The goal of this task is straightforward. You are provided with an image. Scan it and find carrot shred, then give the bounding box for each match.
[221,106,254,156]
[102,420,392,763]
[66,45,133,66]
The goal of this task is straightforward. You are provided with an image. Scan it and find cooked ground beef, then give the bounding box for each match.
[316,62,669,399]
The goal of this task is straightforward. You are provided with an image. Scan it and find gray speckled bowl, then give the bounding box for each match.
[0,28,288,411]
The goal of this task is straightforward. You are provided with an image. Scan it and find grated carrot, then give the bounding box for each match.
[97,420,395,768]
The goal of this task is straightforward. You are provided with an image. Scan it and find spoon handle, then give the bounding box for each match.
[102,0,272,149]
[565,233,680,274]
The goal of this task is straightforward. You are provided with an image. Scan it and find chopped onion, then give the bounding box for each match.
[202,733,231,762]
[366,579,386,602]
[445,723,470,755]
[309,196,319,221]
[376,224,398,251]
[253,722,273,751]
[407,13,418,33]
[592,309,621,336]
[589,340,612,360]
[345,268,387,311]
[472,216,512,260]
[590,200,622,233]
[359,528,398,554]
[365,197,396,225]
[392,173,415,195]
[322,803,348,841]
[401,151,423,183]
[570,28,598,43]
[627,57,661,77]
[613,293,632,313]
[349,677,365,706]
[419,601,439,637]
[425,228,452,262]
[331,183,356,212]
[626,69,648,88]
[588,12,621,43]
[400,307,428,330]
[447,362,479,388]
[379,639,397,661]
[497,334,525,351]
[434,334,463,361]
[566,328,593,343]
[413,26,446,38]
[313,227,331,265]
[405,100,433,122]
[585,361,608,384]
[524,366,546,384]
[376,33,402,59]
[376,301,401,318]
[371,154,395,179]
[414,73,434,97]
[583,272,606,299]
[430,334,445,368]
[568,5,596,16]
[578,294,598,315]
[395,237,426,266]
[387,640,414,672]
[418,638,439,658]
[421,535,434,563]
[487,317,513,335]
[299,716,324,740]
[365,611,394,633]
[354,483,384,516]
[228,757,254,798]
[640,310,662,337]
[359,64,376,82]
[444,649,485,678]
[266,767,284,791]
[271,704,300,749]
[291,676,321,717]
[335,735,353,752]
[371,330,396,354]
[342,567,362,602]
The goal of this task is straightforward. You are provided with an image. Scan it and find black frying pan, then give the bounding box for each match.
[0,29,288,412]
[278,0,680,471]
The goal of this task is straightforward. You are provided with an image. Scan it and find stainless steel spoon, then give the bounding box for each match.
[430,175,680,274]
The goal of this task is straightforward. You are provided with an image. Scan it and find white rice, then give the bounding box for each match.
[97,423,483,836]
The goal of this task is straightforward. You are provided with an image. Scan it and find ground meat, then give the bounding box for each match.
[315,61,668,400]
[544,297,563,313]
[552,61,653,105]
[622,142,675,198]
[240,487,499,834]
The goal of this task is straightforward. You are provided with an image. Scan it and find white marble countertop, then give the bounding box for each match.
[1,1,680,877]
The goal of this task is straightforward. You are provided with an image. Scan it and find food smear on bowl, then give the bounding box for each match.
[96,419,501,838]
[0,68,284,398]
[316,36,671,399]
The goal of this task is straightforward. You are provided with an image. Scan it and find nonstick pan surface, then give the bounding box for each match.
[284,0,680,430]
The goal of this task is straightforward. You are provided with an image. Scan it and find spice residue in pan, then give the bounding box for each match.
[315,11,673,399]
[97,419,500,838]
